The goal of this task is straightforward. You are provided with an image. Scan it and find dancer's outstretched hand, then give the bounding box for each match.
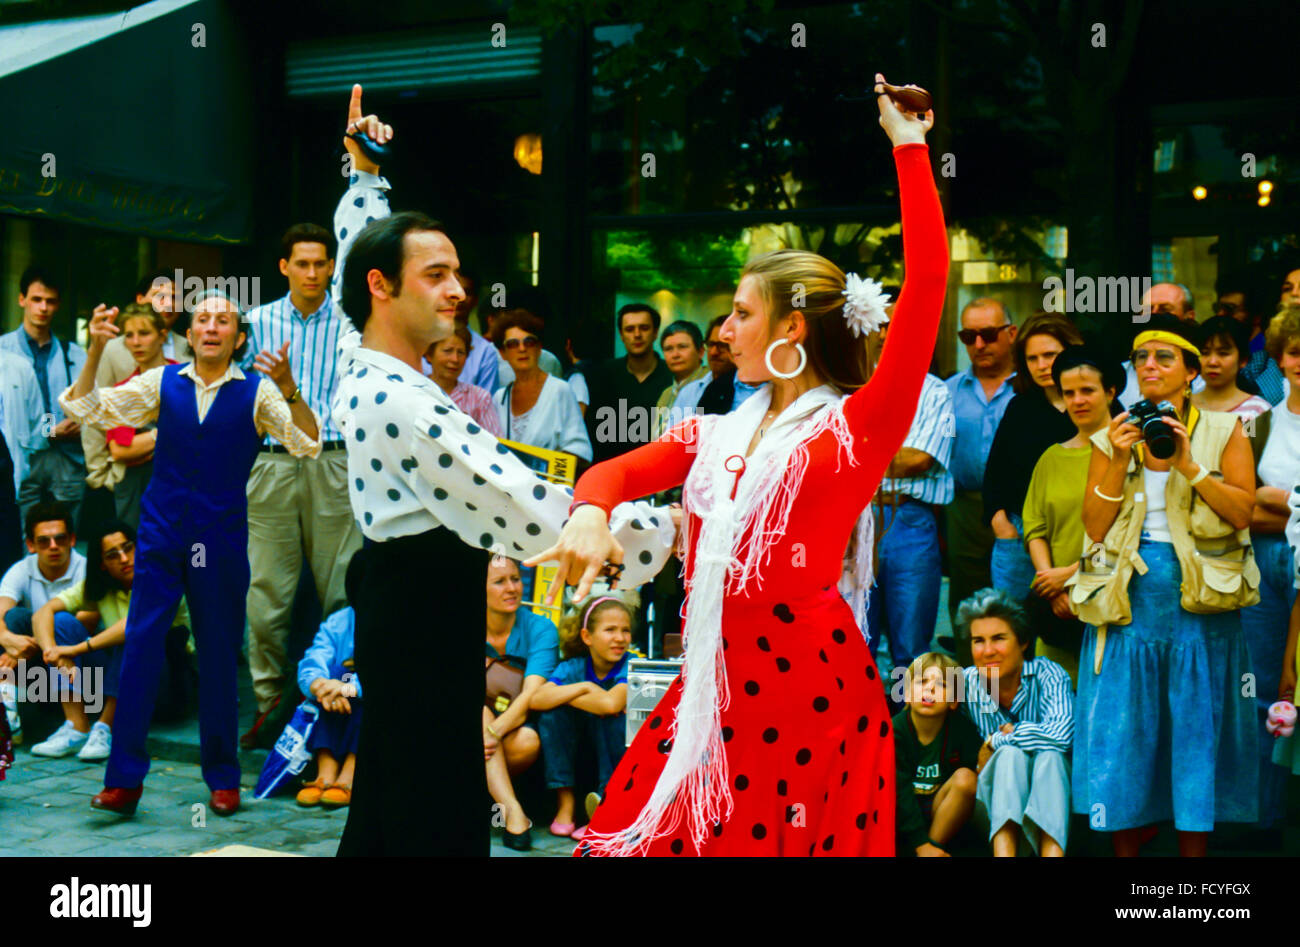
[524,504,624,605]
[344,83,392,176]
[875,72,932,148]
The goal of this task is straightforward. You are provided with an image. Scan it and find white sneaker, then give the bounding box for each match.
[30,721,90,758]
[1,683,19,746]
[77,721,112,761]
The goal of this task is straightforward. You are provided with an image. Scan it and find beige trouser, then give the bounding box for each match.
[246,450,362,712]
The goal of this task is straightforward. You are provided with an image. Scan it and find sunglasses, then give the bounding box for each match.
[103,541,135,563]
[1131,348,1179,368]
[706,341,729,351]
[502,335,540,351]
[957,325,1011,345]
[34,533,72,549]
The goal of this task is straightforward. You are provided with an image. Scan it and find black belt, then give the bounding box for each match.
[260,441,346,454]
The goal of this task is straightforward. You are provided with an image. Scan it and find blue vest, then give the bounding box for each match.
[143,364,261,539]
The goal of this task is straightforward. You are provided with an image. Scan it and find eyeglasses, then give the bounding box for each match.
[1131,348,1179,368]
[103,541,135,563]
[957,325,1011,345]
[502,335,540,351]
[33,533,71,549]
[706,341,729,351]
[1213,301,1241,317]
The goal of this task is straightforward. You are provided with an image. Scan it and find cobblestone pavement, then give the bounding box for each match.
[0,752,575,857]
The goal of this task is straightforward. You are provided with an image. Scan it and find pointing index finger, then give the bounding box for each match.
[348,83,363,126]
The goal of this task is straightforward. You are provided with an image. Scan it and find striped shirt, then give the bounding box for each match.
[241,292,349,444]
[58,363,322,459]
[878,372,954,505]
[961,658,1073,753]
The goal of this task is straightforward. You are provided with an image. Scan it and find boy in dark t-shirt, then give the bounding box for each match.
[893,652,982,855]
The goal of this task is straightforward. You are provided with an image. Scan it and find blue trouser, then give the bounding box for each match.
[105,519,249,791]
[539,703,626,795]
[4,606,122,699]
[990,512,1036,604]
[867,500,942,670]
[1241,531,1292,829]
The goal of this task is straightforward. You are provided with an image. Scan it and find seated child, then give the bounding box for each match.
[532,595,632,840]
[893,651,982,856]
[295,554,364,810]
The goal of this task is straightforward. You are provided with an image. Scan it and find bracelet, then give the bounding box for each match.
[1187,464,1210,487]
[285,386,301,405]
[84,638,93,653]
[486,724,500,739]
[1092,485,1123,503]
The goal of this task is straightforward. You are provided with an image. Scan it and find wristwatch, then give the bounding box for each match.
[285,386,301,405]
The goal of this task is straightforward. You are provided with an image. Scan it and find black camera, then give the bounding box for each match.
[1127,398,1180,459]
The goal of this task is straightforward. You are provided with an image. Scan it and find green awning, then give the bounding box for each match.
[0,0,254,244]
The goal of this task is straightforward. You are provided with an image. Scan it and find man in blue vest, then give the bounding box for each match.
[59,290,321,817]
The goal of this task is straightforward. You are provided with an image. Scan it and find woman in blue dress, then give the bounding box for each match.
[1072,314,1258,856]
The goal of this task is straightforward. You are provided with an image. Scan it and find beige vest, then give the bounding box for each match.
[1066,407,1259,672]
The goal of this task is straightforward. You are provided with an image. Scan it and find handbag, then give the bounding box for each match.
[485,654,526,714]
[253,701,320,799]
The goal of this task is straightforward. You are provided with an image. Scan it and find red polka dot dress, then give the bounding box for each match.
[572,143,948,856]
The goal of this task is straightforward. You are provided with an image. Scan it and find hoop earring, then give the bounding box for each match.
[765,338,807,379]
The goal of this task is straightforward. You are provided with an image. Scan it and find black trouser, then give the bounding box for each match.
[338,528,490,857]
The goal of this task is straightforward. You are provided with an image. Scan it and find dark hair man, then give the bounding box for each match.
[582,303,673,463]
[328,84,675,856]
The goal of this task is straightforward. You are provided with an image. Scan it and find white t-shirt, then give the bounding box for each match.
[1259,403,1300,490]
[568,372,589,407]
[0,551,87,612]
[1140,468,1173,543]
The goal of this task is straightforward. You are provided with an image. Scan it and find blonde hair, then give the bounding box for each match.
[558,594,636,659]
[116,302,167,336]
[740,249,882,394]
[903,651,962,696]
[1265,304,1300,361]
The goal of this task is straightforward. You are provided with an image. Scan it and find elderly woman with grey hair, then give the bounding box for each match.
[59,288,321,817]
[956,587,1074,856]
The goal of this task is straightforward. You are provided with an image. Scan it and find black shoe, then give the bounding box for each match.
[503,821,533,851]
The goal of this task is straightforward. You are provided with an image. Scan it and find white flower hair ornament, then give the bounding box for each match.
[841,273,891,338]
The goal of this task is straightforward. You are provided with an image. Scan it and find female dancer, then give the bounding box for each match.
[526,74,948,856]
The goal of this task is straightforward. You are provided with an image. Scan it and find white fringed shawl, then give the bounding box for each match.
[582,383,874,856]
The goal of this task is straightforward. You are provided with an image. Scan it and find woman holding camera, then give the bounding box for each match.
[1071,315,1258,856]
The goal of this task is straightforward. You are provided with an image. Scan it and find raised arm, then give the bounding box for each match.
[842,81,949,449]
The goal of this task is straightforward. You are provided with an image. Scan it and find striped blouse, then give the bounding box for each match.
[448,381,502,437]
[961,658,1074,753]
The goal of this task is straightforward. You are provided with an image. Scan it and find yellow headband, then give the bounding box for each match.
[1132,330,1200,358]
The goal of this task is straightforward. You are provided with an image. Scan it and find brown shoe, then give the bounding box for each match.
[91,786,143,815]
[239,695,281,750]
[210,789,240,816]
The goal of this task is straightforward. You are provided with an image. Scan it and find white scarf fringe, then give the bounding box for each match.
[582,385,875,856]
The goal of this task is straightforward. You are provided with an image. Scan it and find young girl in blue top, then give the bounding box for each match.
[533,595,633,840]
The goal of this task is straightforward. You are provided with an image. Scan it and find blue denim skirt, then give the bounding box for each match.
[1072,540,1258,832]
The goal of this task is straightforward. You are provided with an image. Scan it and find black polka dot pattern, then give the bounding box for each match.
[734,774,749,791]
[776,779,787,796]
[744,681,759,696]
[370,458,382,471]
[832,628,846,644]
[812,696,829,712]
[775,657,790,672]
[762,727,778,743]
[385,423,399,438]
[751,824,767,840]
[795,748,811,766]
[433,487,447,500]
[756,636,770,652]
[773,604,795,623]
[670,839,684,854]
[438,453,453,468]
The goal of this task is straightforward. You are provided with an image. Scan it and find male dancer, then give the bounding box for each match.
[60,291,321,816]
[331,86,675,855]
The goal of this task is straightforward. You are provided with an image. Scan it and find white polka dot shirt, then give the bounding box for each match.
[333,345,676,587]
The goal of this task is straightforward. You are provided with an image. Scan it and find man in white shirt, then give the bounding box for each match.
[330,86,675,856]
[0,502,87,744]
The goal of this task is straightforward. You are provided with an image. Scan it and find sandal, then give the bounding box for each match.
[321,783,352,808]
[296,778,330,807]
